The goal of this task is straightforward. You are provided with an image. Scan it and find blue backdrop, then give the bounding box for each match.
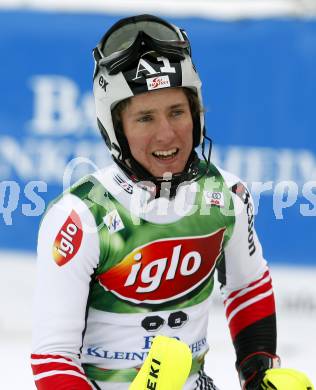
[0,10,315,264]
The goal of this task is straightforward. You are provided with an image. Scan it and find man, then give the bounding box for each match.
[31,14,312,390]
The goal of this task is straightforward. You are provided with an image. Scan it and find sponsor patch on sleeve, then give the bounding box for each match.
[52,210,83,266]
[203,191,225,207]
[231,182,250,205]
[103,209,125,234]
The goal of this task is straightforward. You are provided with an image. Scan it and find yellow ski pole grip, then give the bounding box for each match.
[129,335,192,390]
[262,368,314,390]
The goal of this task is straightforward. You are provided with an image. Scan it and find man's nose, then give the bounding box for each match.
[155,116,176,142]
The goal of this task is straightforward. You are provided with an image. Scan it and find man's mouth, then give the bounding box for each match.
[152,148,179,160]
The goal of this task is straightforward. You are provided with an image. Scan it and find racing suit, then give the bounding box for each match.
[31,161,277,389]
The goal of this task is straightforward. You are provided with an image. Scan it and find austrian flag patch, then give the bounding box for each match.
[52,210,83,266]
[146,75,170,90]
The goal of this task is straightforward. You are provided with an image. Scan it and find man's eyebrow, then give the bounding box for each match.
[133,109,156,116]
[169,103,187,109]
[134,103,187,115]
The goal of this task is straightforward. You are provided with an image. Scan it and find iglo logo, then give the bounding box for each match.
[52,210,83,266]
[97,228,226,304]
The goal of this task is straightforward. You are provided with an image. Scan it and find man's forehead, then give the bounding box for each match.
[128,88,189,111]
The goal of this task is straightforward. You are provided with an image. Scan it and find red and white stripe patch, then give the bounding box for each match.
[31,354,92,389]
[224,270,276,340]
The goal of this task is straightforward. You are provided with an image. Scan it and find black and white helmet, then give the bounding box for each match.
[93,14,210,185]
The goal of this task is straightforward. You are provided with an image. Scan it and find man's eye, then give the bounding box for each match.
[172,110,184,117]
[138,115,152,123]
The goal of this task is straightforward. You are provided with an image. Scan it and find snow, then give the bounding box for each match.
[0,252,315,389]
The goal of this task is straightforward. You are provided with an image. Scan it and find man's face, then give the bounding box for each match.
[121,87,194,178]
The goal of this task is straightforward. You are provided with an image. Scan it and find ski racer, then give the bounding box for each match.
[31,14,313,390]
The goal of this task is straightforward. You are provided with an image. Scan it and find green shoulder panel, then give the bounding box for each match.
[69,175,112,265]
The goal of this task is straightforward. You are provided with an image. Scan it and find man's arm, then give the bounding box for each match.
[31,193,99,389]
[218,178,280,389]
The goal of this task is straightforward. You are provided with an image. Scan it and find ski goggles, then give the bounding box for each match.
[93,14,191,75]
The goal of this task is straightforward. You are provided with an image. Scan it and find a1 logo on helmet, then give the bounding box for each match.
[132,56,176,81]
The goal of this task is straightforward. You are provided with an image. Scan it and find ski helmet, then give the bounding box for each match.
[92,14,210,186]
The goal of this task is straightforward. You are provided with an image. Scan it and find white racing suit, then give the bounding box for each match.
[31,161,276,389]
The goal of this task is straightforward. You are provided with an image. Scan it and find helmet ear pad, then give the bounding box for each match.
[97,117,127,161]
[114,122,132,162]
[181,86,203,148]
[97,118,112,150]
[192,114,201,148]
